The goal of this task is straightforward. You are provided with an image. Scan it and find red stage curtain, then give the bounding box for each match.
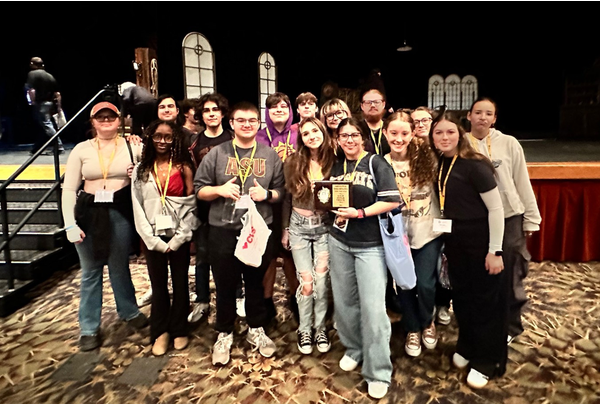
[528,180,600,262]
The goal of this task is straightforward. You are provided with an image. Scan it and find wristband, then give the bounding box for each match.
[265,189,269,201]
[357,208,366,219]
[64,225,76,231]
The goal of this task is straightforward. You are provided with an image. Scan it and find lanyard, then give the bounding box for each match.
[437,154,458,217]
[266,128,291,161]
[233,140,257,191]
[309,161,323,181]
[469,133,492,159]
[154,158,172,209]
[370,122,383,155]
[96,137,118,189]
[343,151,367,182]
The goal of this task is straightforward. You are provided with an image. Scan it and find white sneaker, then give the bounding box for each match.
[467,368,489,389]
[452,352,470,369]
[247,327,276,357]
[188,302,209,323]
[236,297,246,318]
[212,332,233,366]
[405,332,422,357]
[368,381,389,399]
[137,289,152,308]
[436,306,451,325]
[339,354,359,371]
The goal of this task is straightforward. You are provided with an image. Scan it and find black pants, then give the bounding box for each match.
[208,226,275,333]
[145,241,190,343]
[445,218,509,378]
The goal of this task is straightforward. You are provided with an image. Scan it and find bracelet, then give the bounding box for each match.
[265,189,269,201]
[65,225,76,231]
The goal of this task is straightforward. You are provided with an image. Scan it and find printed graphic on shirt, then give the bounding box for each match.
[225,157,266,178]
[330,171,374,190]
[273,141,296,163]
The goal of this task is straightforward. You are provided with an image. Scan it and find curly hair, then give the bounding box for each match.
[134,119,194,184]
[383,111,437,187]
[284,117,336,205]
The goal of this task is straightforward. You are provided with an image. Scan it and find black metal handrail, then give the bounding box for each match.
[0,87,112,291]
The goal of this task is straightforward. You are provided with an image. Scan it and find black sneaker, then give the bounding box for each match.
[297,330,313,355]
[314,329,331,353]
[79,334,100,351]
[127,313,149,329]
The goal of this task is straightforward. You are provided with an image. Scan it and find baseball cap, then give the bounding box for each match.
[90,101,120,118]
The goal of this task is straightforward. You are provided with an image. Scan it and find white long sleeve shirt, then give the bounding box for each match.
[468,129,541,232]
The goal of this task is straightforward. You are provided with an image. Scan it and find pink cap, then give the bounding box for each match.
[90,101,120,118]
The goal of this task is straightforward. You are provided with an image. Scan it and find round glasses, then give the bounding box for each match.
[151,133,174,143]
[325,110,347,121]
[414,117,432,126]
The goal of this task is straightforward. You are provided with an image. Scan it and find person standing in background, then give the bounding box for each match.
[119,82,157,137]
[256,92,300,323]
[411,106,453,327]
[466,97,541,344]
[290,92,319,133]
[186,92,240,324]
[179,98,204,142]
[26,57,65,155]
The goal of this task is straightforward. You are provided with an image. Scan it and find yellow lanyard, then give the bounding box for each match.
[266,128,291,161]
[469,133,492,160]
[437,154,458,217]
[343,151,367,182]
[233,140,257,191]
[96,137,118,189]
[308,161,323,181]
[154,158,172,209]
[370,122,383,155]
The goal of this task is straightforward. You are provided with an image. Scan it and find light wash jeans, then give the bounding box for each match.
[75,209,141,336]
[288,210,330,333]
[328,235,392,385]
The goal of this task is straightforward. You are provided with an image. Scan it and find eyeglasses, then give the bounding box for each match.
[325,110,347,121]
[338,133,362,141]
[361,99,384,107]
[151,133,174,143]
[94,115,118,122]
[414,117,432,126]
[233,118,260,126]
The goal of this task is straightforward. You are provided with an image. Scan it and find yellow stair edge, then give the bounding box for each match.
[0,165,67,181]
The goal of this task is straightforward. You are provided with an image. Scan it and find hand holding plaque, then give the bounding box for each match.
[313,181,353,211]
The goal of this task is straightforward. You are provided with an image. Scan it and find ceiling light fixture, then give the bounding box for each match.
[397,39,412,52]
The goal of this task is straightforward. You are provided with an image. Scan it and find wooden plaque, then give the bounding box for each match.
[314,181,353,210]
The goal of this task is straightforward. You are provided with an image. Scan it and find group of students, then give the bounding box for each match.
[61,85,540,400]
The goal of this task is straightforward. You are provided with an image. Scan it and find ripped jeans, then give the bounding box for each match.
[288,210,330,333]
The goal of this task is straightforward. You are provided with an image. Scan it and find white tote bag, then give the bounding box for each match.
[234,200,272,267]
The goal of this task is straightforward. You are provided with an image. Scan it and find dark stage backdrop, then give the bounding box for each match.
[2,2,600,146]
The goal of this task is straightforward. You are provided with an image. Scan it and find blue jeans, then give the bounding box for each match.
[288,210,330,333]
[398,236,443,332]
[75,208,141,336]
[32,101,63,152]
[329,235,392,385]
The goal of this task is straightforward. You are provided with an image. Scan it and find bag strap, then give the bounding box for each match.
[126,139,135,164]
[368,154,378,192]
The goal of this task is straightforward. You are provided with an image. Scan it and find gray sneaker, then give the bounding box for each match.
[246,327,276,358]
[188,302,209,323]
[137,289,152,308]
[212,332,233,366]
